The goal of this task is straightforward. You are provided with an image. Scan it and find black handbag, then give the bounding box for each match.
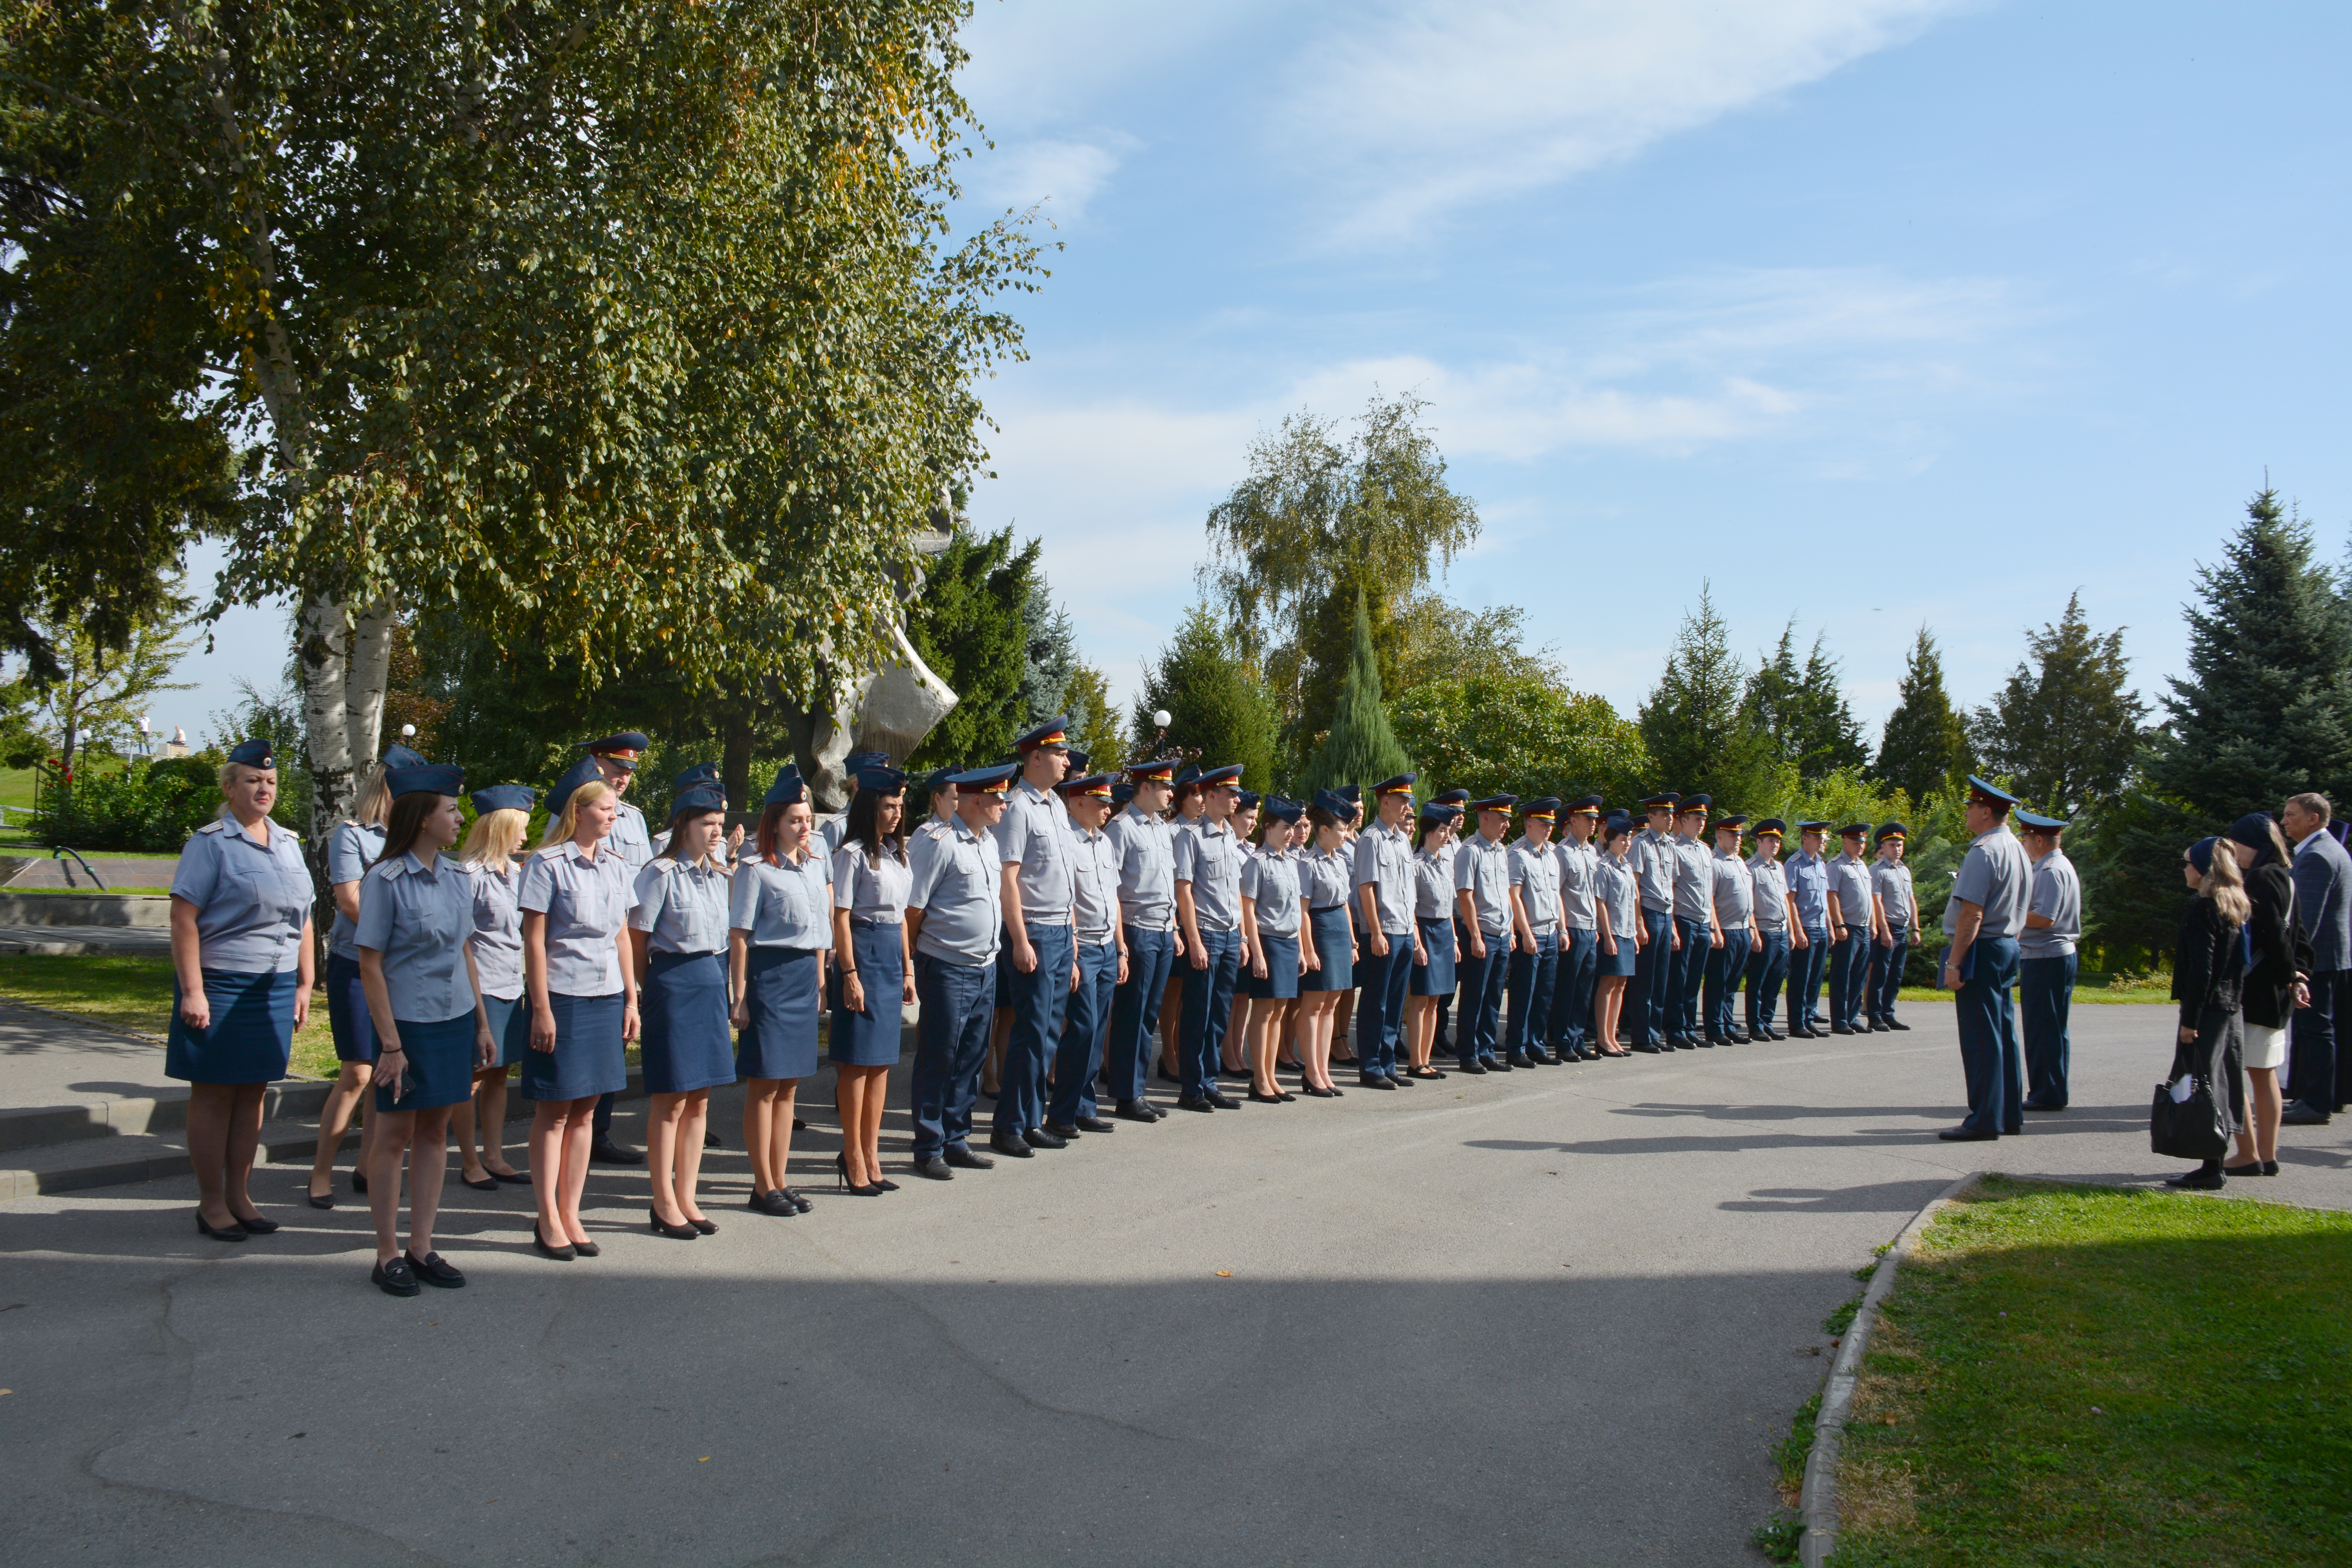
[2150,1075,2229,1160]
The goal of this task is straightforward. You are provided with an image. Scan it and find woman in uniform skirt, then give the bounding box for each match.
[519,760,641,1259]
[630,784,735,1239]
[357,765,496,1296]
[830,766,914,1192]
[1292,791,1357,1098]
[1220,791,1266,1080]
[731,766,835,1211]
[452,786,534,1189]
[168,740,316,1240]
[1332,790,1365,1065]
[1592,815,1642,1057]
[1237,797,1310,1102]
[1403,802,1462,1080]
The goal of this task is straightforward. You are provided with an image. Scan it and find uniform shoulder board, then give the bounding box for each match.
[194,818,227,835]
[374,857,408,880]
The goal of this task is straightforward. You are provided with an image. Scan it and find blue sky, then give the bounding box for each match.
[167,0,2348,748]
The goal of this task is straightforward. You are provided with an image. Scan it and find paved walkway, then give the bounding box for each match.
[1,1002,2343,1566]
[0,1000,176,1109]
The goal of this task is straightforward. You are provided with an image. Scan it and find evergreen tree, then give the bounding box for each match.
[1017,581,1080,730]
[1743,621,1868,783]
[1637,584,1778,809]
[1133,603,1280,792]
[1300,590,1412,797]
[904,526,1041,768]
[1062,664,1129,772]
[1971,592,2147,820]
[1872,627,1973,803]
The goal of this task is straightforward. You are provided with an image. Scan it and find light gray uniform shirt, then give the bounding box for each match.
[1455,832,1515,940]
[1597,852,1640,942]
[730,851,834,951]
[832,842,913,924]
[1301,846,1355,911]
[1508,836,1561,933]
[1671,836,1715,924]
[1174,820,1245,935]
[995,777,1076,927]
[1873,860,1916,930]
[1105,805,1177,932]
[1412,847,1454,923]
[1633,828,1676,914]
[629,857,732,955]
[519,841,639,995]
[1749,854,1789,932]
[1354,819,1416,936]
[465,861,525,999]
[355,850,479,1024]
[906,818,1004,965]
[1067,821,1120,946]
[1240,847,1302,939]
[1949,825,2033,940]
[609,799,654,876]
[2020,851,2082,960]
[326,820,388,960]
[1554,838,1600,931]
[1712,848,1754,929]
[1829,852,1875,933]
[174,815,313,974]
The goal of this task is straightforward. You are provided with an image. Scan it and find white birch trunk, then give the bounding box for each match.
[302,595,355,852]
[343,597,395,771]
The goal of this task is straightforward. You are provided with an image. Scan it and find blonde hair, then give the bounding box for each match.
[539,779,616,848]
[2199,844,2253,929]
[347,761,392,828]
[460,807,530,875]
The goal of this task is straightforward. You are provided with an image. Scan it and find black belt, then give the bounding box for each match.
[1309,904,1347,914]
[848,916,901,929]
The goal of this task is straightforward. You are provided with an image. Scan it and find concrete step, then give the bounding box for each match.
[0,1078,339,1152]
[0,892,173,927]
[0,927,174,955]
[0,1118,359,1203]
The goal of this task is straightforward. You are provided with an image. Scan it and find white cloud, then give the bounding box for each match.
[967,137,1127,224]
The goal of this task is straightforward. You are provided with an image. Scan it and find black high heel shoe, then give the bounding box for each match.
[350,1168,368,1195]
[649,1206,700,1240]
[835,1152,884,1196]
[227,1211,279,1234]
[532,1223,575,1261]
[194,1212,247,1243]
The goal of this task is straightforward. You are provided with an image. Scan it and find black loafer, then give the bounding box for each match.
[1360,1074,1399,1089]
[1457,1061,1488,1074]
[1176,1095,1217,1112]
[689,1216,719,1234]
[1074,1116,1116,1133]
[1023,1125,1069,1149]
[749,1189,799,1216]
[2165,1169,2226,1190]
[913,1155,955,1180]
[989,1132,1036,1158]
[405,1250,466,1287]
[2280,1103,2332,1126]
[1937,1127,1999,1142]
[943,1145,995,1169]
[589,1139,644,1166]
[1205,1090,1241,1109]
[372,1256,421,1297]
[1884,1018,1910,1031]
[783,1189,813,1214]
[1115,1100,1160,1123]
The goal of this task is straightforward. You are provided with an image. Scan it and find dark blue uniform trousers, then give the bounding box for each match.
[1827,928,1869,1030]
[1631,907,1673,1046]
[1704,927,1749,1038]
[1955,935,2024,1136]
[1354,924,1417,1076]
[1671,916,1710,1039]
[1789,925,1829,1030]
[1105,925,1174,1104]
[911,952,996,1158]
[1047,937,1120,1125]
[1506,929,1559,1056]
[2018,951,2076,1108]
[1869,926,1909,1024]
[1455,931,1510,1066]
[1548,926,1599,1056]
[2287,969,2352,1115]
[1177,927,1242,1098]
[996,922,1074,1136]
[1746,928,1790,1032]
[1433,923,1465,1056]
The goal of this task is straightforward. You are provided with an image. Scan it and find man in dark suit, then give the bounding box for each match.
[2282,791,2352,1125]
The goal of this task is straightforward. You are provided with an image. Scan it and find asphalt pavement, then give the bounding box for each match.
[2,1000,2345,1566]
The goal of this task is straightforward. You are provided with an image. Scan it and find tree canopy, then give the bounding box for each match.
[1637,584,1777,809]
[1133,603,1279,793]
[1391,677,1649,807]
[1971,592,2147,821]
[1873,627,1973,804]
[1744,621,1868,784]
[1298,590,1411,798]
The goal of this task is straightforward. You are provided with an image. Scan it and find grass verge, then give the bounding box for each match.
[0,952,336,1079]
[1893,985,2165,1007]
[1828,1175,2352,1566]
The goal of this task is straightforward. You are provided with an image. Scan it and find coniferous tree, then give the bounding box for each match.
[1872,627,1972,803]
[1637,584,1778,809]
[1017,581,1080,731]
[1133,603,1280,792]
[1743,621,1868,783]
[904,526,1041,769]
[1300,590,1412,797]
[1971,592,2147,820]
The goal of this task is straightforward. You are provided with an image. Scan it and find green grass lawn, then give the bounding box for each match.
[1826,1176,2352,1567]
[0,952,337,1080]
[1894,984,2168,1006]
[2,884,173,895]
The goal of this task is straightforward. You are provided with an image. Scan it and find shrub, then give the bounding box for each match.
[29,753,302,852]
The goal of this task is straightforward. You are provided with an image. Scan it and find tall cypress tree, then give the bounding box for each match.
[1971,592,2147,820]
[1638,584,1777,808]
[1300,589,1412,797]
[1744,620,1868,783]
[1872,627,1972,803]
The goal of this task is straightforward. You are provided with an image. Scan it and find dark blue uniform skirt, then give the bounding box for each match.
[1301,907,1354,992]
[520,991,626,1102]
[1242,931,1301,1000]
[738,946,821,1081]
[830,921,906,1067]
[481,993,528,1069]
[1410,916,1457,995]
[641,950,735,1094]
[1596,930,1638,977]
[165,968,296,1085]
[325,951,379,1063]
[374,1013,479,1112]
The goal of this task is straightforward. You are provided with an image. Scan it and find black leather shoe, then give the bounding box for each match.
[2021,1098,2068,1112]
[1023,1125,1069,1149]
[1246,1089,1288,1103]
[1831,1024,1855,1036]
[944,1144,995,1169]
[1937,1126,1999,1142]
[571,1239,601,1257]
[1074,1116,1116,1133]
[1535,1049,1562,1065]
[690,1216,719,1234]
[1672,1036,1697,1050]
[1885,1017,1910,1031]
[589,1138,644,1166]
[1115,1099,1160,1123]
[1359,1073,1399,1089]
[306,1188,335,1210]
[650,1207,701,1239]
[989,1131,1036,1158]
[2223,1161,2269,1177]
[195,1213,248,1243]
[532,1223,576,1259]
[2281,1103,2333,1126]
[2165,1169,2226,1190]
[749,1189,799,1216]
[1388,1073,1414,1087]
[406,1250,467,1287]
[705,1129,722,1147]
[350,1168,368,1194]
[461,1172,501,1192]
[372,1256,420,1297]
[1628,1043,1661,1054]
[1506,1051,1535,1068]
[913,1154,955,1180]
[783,1188,813,1214]
[227,1212,279,1234]
[1205,1090,1242,1109]
[1176,1094,1216,1112]
[1699,1034,1722,1047]
[1038,1120,1082,1140]
[490,1167,532,1185]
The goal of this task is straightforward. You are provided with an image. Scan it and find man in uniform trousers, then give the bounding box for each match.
[1103,758,1181,1122]
[1867,824,1915,1032]
[1548,797,1605,1061]
[1173,764,1248,1110]
[2281,792,2352,1125]
[1825,824,1884,1035]
[1352,774,1422,1088]
[1427,787,1472,1058]
[1667,795,1721,1047]
[990,719,1080,1158]
[1628,792,1680,1051]
[1939,777,2033,1141]
[1454,796,1522,1073]
[1504,798,1564,1066]
[905,763,1016,1179]
[577,731,653,1165]
[1042,773,1127,1140]
[1784,822,1833,1038]
[2015,810,2082,1110]
[1704,815,1760,1044]
[1744,819,1795,1040]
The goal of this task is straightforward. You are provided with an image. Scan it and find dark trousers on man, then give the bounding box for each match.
[1789,925,1830,1031]
[1704,927,1749,1039]
[1456,930,1510,1067]
[2018,951,2076,1109]
[1506,929,1559,1057]
[1671,916,1709,1041]
[911,952,996,1158]
[1549,926,1599,1057]
[1177,927,1242,1099]
[1955,935,2024,1136]
[1047,937,1120,1126]
[1747,927,1790,1034]
[1354,924,1417,1077]
[1105,925,1174,1104]
[995,922,1074,1137]
[1433,922,1465,1056]
[1827,929,1869,1031]
[2288,969,2352,1116]
[1631,907,1673,1047]
[1868,926,1909,1024]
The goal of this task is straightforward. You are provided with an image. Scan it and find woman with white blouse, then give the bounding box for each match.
[731,766,835,1211]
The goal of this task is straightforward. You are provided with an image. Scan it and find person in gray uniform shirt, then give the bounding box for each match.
[2015,810,2082,1110]
[1174,764,1249,1110]
[991,717,1080,1158]
[1825,823,1885,1034]
[576,730,654,1166]
[1352,773,1423,1087]
[1103,757,1182,1122]
[1744,819,1795,1041]
[1454,795,1523,1073]
[1628,792,1679,1051]
[1504,798,1564,1067]
[904,763,1013,1179]
[1547,797,1604,1062]
[820,749,893,857]
[1668,795,1722,1047]
[1785,822,1833,1038]
[1939,777,2033,1141]
[1043,771,1129,1138]
[1867,823,1916,1033]
[1704,815,1760,1044]
[629,782,736,1238]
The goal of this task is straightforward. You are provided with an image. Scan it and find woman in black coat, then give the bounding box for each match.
[2167,838,2249,1190]
[2225,813,2310,1176]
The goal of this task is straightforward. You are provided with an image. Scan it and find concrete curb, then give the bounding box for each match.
[1798,1170,1982,1568]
